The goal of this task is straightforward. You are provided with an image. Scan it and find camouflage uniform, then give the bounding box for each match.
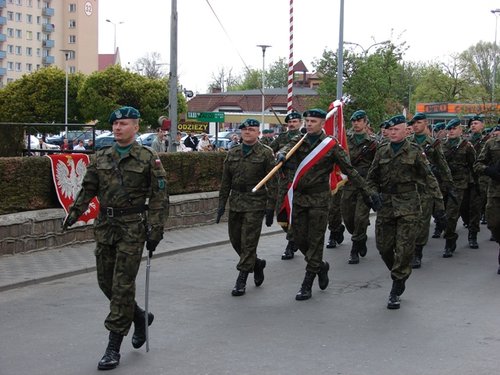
[279,132,372,274]
[68,142,169,335]
[473,135,500,272]
[340,132,377,258]
[327,190,344,246]
[218,142,277,272]
[366,139,442,283]
[442,137,476,250]
[260,134,275,147]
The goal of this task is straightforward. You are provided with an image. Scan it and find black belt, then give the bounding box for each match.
[100,205,148,218]
[380,184,416,194]
[297,184,330,194]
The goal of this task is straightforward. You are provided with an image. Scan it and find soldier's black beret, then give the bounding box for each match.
[433,122,445,131]
[109,106,141,124]
[467,114,484,127]
[285,111,302,123]
[303,108,327,119]
[445,118,461,130]
[350,110,367,121]
[239,118,260,129]
[385,115,406,128]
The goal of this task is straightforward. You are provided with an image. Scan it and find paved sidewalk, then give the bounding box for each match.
[0,222,282,292]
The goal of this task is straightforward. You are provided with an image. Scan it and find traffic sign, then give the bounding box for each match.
[187,111,225,123]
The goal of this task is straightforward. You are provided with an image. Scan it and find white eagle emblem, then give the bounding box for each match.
[55,157,87,200]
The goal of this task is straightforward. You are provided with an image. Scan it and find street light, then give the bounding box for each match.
[257,45,271,130]
[491,9,500,103]
[60,49,74,136]
[105,19,124,53]
[344,40,390,56]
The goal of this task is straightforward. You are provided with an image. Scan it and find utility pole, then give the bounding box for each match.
[168,0,178,152]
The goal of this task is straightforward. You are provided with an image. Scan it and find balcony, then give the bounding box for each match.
[42,7,54,17]
[42,23,54,33]
[0,16,6,26]
[0,0,6,8]
[0,51,5,59]
[42,55,54,65]
[0,33,6,42]
[42,39,54,48]
[0,67,6,76]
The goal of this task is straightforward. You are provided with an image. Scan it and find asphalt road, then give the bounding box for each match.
[1,223,499,375]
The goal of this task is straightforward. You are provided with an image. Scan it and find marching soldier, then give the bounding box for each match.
[270,111,302,259]
[340,110,377,264]
[326,191,345,249]
[260,128,276,146]
[474,125,500,273]
[217,119,277,296]
[441,118,476,258]
[408,113,453,268]
[63,106,169,370]
[277,108,380,301]
[366,115,444,309]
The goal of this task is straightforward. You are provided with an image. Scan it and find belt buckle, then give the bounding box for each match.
[106,207,114,217]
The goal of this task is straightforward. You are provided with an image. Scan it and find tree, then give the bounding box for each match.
[207,67,239,92]
[132,52,167,79]
[228,68,261,91]
[265,57,288,88]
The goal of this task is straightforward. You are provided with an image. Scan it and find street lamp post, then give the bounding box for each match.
[105,19,124,53]
[257,44,271,130]
[491,9,500,104]
[60,49,74,136]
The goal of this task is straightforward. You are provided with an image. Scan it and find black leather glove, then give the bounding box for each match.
[216,207,225,224]
[62,215,77,231]
[484,165,500,181]
[146,239,159,252]
[433,209,447,232]
[276,152,286,164]
[369,193,383,211]
[265,209,274,227]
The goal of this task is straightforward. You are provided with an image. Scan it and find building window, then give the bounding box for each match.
[37,0,41,8]
[68,50,76,60]
[26,31,32,40]
[7,11,14,21]
[15,62,21,72]
[36,32,41,41]
[7,45,14,54]
[26,47,32,56]
[36,16,41,24]
[69,3,76,12]
[16,0,22,5]
[7,62,14,71]
[15,45,22,55]
[69,35,76,44]
[26,63,32,72]
[36,48,41,57]
[15,12,22,22]
[7,28,14,37]
[26,14,33,23]
[15,29,22,38]
[69,19,76,28]
[7,0,14,4]
[69,66,76,74]
[27,0,33,7]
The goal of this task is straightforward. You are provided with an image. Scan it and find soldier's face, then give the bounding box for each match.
[412,119,427,134]
[351,118,367,133]
[241,126,260,145]
[388,124,406,143]
[470,121,484,134]
[287,118,301,131]
[305,117,324,135]
[448,126,462,139]
[113,119,139,146]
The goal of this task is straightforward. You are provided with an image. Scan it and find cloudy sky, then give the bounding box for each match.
[98,0,500,94]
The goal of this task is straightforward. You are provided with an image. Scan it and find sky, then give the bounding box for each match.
[98,0,500,94]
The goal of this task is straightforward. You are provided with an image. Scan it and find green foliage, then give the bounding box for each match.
[265,57,288,88]
[229,68,262,91]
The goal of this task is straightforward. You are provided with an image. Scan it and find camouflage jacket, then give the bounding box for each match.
[270,129,301,183]
[259,137,274,147]
[278,132,371,208]
[408,133,453,188]
[367,139,442,218]
[343,132,377,191]
[69,142,169,243]
[442,137,476,189]
[474,136,500,198]
[218,142,277,212]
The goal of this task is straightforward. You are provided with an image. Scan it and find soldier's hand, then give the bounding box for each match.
[62,215,77,231]
[369,193,383,212]
[216,208,225,224]
[484,165,500,181]
[265,209,274,227]
[276,152,286,164]
[146,239,159,253]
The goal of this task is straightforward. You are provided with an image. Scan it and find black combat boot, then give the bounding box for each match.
[132,305,154,349]
[348,241,360,264]
[281,241,294,260]
[468,231,479,249]
[411,245,423,269]
[97,331,123,370]
[326,232,337,248]
[480,213,487,225]
[357,239,368,257]
[386,280,405,310]
[231,271,249,296]
[432,227,442,238]
[333,224,345,245]
[317,261,330,290]
[443,238,456,258]
[254,258,266,287]
[295,271,316,301]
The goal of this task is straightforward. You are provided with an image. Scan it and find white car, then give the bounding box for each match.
[26,135,60,152]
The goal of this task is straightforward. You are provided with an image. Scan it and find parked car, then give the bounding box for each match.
[25,135,60,154]
[137,132,156,147]
[212,138,231,151]
[94,134,142,150]
[217,130,240,140]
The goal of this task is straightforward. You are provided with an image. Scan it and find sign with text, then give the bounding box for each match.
[178,121,209,133]
[187,111,225,123]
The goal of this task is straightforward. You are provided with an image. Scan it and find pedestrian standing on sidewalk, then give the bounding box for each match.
[216,118,277,297]
[63,106,169,371]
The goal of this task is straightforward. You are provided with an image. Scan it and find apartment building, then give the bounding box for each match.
[0,0,98,87]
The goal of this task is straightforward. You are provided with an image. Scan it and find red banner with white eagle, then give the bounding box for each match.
[324,100,348,193]
[46,154,99,224]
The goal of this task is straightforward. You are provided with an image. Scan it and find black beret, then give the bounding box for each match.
[445,118,461,130]
[108,106,141,124]
[385,115,406,128]
[285,111,302,123]
[411,112,427,123]
[239,118,260,129]
[433,122,445,131]
[350,110,367,121]
[467,114,484,126]
[303,108,327,119]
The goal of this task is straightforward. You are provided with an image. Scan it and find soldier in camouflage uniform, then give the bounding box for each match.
[269,111,302,260]
[441,118,476,257]
[366,115,444,310]
[326,191,344,248]
[63,106,169,370]
[217,118,277,297]
[461,115,489,248]
[277,109,380,301]
[408,113,452,268]
[474,125,500,273]
[260,128,276,147]
[340,110,377,264]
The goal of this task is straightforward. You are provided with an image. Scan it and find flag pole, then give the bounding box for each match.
[287,0,294,113]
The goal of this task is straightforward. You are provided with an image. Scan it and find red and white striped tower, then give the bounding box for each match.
[287,0,294,113]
